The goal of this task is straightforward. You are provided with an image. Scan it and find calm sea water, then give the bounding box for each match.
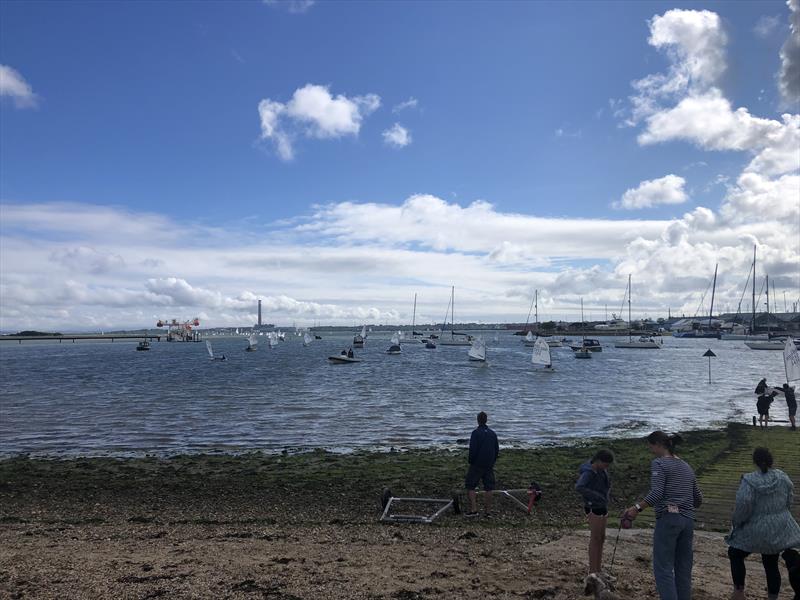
[0,332,790,457]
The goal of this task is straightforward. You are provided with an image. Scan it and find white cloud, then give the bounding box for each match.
[50,247,125,274]
[780,0,800,103]
[257,84,381,160]
[392,97,418,113]
[0,65,38,108]
[382,123,412,148]
[613,174,688,209]
[263,0,315,14]
[755,15,781,38]
[626,9,727,125]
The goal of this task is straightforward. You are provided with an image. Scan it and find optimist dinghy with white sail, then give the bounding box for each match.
[387,332,402,354]
[532,337,554,371]
[523,331,536,347]
[206,340,227,361]
[245,334,258,352]
[353,325,367,348]
[303,332,313,347]
[468,337,486,362]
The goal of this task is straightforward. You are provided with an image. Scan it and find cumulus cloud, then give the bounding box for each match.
[597,6,800,315]
[780,0,800,103]
[626,9,727,125]
[392,97,418,113]
[257,84,381,160]
[614,175,688,209]
[382,123,412,148]
[0,65,38,108]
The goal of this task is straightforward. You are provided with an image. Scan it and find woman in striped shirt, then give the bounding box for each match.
[623,431,703,600]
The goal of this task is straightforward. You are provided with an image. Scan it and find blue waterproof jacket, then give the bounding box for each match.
[575,462,611,512]
[468,425,499,468]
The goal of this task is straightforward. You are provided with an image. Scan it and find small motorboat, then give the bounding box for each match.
[136,340,150,351]
[574,348,592,359]
[328,354,363,364]
[425,339,437,349]
[570,338,603,352]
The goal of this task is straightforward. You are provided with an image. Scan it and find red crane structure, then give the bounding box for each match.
[156,318,201,342]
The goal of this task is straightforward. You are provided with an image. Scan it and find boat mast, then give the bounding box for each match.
[628,274,632,342]
[534,289,538,332]
[581,298,586,343]
[766,274,770,337]
[708,263,718,332]
[412,293,417,329]
[450,285,455,339]
[751,245,756,334]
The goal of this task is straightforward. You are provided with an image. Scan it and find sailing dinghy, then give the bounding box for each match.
[387,332,402,354]
[303,332,313,347]
[206,340,226,361]
[468,337,487,362]
[245,334,258,352]
[532,337,554,371]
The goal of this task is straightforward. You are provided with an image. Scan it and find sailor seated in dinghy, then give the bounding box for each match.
[347,348,355,358]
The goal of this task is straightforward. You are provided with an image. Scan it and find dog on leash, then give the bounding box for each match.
[583,572,620,600]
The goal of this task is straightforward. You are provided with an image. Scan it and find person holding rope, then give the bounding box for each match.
[623,431,702,600]
[725,447,800,600]
[575,448,614,576]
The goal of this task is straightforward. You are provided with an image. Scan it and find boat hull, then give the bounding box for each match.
[328,356,363,363]
[744,341,784,350]
[614,342,660,349]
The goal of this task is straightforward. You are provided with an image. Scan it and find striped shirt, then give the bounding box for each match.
[643,456,703,520]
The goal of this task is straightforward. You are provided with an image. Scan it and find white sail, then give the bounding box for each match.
[303,333,313,347]
[205,340,214,358]
[247,334,257,348]
[361,325,367,338]
[525,331,534,343]
[268,333,277,348]
[390,332,400,345]
[785,338,800,382]
[468,337,486,361]
[532,337,551,366]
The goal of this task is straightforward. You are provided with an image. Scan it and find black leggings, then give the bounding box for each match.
[729,547,800,597]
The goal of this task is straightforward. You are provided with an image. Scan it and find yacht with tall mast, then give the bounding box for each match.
[614,275,661,349]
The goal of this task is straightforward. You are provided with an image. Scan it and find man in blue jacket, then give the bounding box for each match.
[465,411,499,517]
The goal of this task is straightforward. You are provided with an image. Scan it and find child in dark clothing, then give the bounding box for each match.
[575,449,614,575]
[757,390,778,427]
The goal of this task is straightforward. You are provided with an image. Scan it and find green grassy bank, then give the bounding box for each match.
[1,426,757,530]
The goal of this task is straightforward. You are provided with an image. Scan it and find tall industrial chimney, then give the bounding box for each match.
[258,299,262,326]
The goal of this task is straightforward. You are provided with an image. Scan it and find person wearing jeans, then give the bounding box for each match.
[725,447,800,600]
[624,431,703,600]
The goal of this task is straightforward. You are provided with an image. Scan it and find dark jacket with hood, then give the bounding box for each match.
[575,462,611,512]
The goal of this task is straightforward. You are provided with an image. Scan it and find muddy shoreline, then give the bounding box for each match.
[0,427,783,599]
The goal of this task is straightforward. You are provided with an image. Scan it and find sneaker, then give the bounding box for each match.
[464,511,479,518]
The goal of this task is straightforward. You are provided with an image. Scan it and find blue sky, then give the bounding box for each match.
[1,0,798,330]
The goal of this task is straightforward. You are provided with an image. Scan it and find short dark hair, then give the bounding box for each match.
[753,447,773,473]
[592,449,614,464]
[477,411,488,425]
